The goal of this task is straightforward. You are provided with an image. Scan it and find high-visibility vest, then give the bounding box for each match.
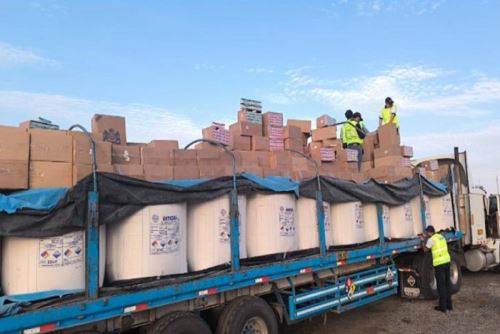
[430,233,451,267]
[344,120,363,145]
[380,105,399,127]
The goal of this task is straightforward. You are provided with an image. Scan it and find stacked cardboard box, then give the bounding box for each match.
[263,112,284,151]
[0,126,29,189]
[202,122,230,146]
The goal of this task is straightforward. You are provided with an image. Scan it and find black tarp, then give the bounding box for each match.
[0,173,448,238]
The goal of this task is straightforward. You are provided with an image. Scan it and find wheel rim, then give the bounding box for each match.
[242,316,268,334]
[450,261,459,285]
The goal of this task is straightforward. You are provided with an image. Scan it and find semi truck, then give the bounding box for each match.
[0,128,497,334]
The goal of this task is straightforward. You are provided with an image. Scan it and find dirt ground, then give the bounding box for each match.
[288,271,500,334]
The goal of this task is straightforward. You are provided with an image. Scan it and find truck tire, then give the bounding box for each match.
[413,252,438,299]
[148,311,212,334]
[449,252,462,295]
[216,296,279,334]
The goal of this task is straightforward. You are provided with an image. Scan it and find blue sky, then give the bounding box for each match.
[1,0,500,190]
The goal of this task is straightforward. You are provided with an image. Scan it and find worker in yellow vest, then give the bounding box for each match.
[423,225,452,312]
[379,97,399,129]
[340,109,354,149]
[342,112,365,172]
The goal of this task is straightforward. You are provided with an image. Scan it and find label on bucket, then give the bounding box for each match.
[323,203,331,232]
[355,203,364,229]
[219,209,230,243]
[404,203,414,222]
[39,232,84,267]
[150,214,181,255]
[279,207,295,236]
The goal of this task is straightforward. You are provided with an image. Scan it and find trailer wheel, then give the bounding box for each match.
[148,311,211,334]
[216,296,279,334]
[449,252,462,295]
[413,252,438,299]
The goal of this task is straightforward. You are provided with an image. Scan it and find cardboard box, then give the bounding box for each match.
[73,163,113,184]
[311,126,337,142]
[197,150,220,165]
[375,156,411,168]
[310,147,335,162]
[262,167,281,177]
[400,145,414,158]
[291,156,310,170]
[368,166,413,182]
[377,124,400,148]
[268,138,284,151]
[284,138,303,152]
[238,110,263,124]
[149,140,179,151]
[322,139,341,148]
[236,165,263,176]
[287,119,312,134]
[30,161,72,188]
[0,160,28,189]
[112,145,141,164]
[144,164,174,181]
[202,123,230,146]
[0,126,29,161]
[251,136,270,151]
[92,114,127,145]
[283,126,302,139]
[263,126,284,139]
[30,129,72,162]
[269,152,292,169]
[174,166,200,180]
[346,149,359,162]
[71,132,113,165]
[263,112,283,128]
[229,121,262,137]
[211,165,234,178]
[173,149,198,165]
[309,141,322,151]
[234,151,259,166]
[141,141,175,165]
[230,135,251,151]
[316,115,336,128]
[424,159,439,171]
[194,142,221,151]
[113,164,144,179]
[374,146,401,160]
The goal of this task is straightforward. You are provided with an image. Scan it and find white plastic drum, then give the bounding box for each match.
[428,194,455,231]
[296,198,333,250]
[107,204,187,281]
[411,195,431,236]
[388,203,415,238]
[246,194,297,257]
[1,227,106,295]
[331,202,366,245]
[363,204,390,241]
[187,196,247,271]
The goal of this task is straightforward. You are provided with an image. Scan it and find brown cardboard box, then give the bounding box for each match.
[236,165,263,176]
[262,112,283,128]
[377,124,400,148]
[284,138,303,152]
[70,132,112,165]
[268,151,292,169]
[400,145,414,158]
[113,164,144,179]
[262,167,281,177]
[211,165,234,178]
[374,155,410,168]
[373,146,401,160]
[292,169,316,180]
[197,150,220,165]
[73,163,113,184]
[251,136,270,151]
[202,123,230,146]
[238,110,263,124]
[291,156,310,170]
[234,151,259,166]
[149,140,179,151]
[112,145,141,164]
[316,115,336,128]
[311,126,337,142]
[310,147,335,162]
[0,126,29,161]
[230,135,251,151]
[361,161,374,172]
[91,114,127,145]
[423,159,439,171]
[368,166,413,180]
[283,126,302,139]
[30,129,72,162]
[174,166,200,180]
[194,142,221,151]
[30,161,72,188]
[144,164,174,181]
[0,160,28,189]
[287,119,312,134]
[322,139,341,148]
[263,125,284,138]
[309,141,322,151]
[173,149,198,165]
[229,121,262,137]
[141,145,174,165]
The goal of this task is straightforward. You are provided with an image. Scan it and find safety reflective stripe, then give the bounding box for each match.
[431,234,451,266]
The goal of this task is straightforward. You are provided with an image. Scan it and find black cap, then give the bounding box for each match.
[352,112,363,121]
[385,97,393,104]
[425,225,435,233]
[345,109,353,120]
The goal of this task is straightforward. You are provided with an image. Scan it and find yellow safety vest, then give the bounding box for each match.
[430,234,451,267]
[380,105,399,128]
[343,120,363,145]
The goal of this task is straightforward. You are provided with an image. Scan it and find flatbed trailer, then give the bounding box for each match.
[0,133,464,334]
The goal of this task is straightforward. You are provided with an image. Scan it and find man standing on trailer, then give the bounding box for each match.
[423,225,453,313]
[379,97,399,130]
[342,112,365,172]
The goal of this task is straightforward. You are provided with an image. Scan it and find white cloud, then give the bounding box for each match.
[246,67,274,74]
[0,42,57,67]
[0,90,200,145]
[330,0,445,16]
[406,120,500,193]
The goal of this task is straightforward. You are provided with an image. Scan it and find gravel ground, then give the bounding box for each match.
[288,271,500,334]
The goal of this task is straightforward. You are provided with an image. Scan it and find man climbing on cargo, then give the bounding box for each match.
[379,97,399,130]
[342,112,366,172]
[340,109,354,149]
[422,225,453,313]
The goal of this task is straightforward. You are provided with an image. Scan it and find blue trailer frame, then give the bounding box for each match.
[0,133,462,334]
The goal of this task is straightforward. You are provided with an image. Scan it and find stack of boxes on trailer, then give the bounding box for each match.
[0,99,421,190]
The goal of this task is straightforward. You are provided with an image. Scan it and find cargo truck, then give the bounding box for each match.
[0,128,497,334]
